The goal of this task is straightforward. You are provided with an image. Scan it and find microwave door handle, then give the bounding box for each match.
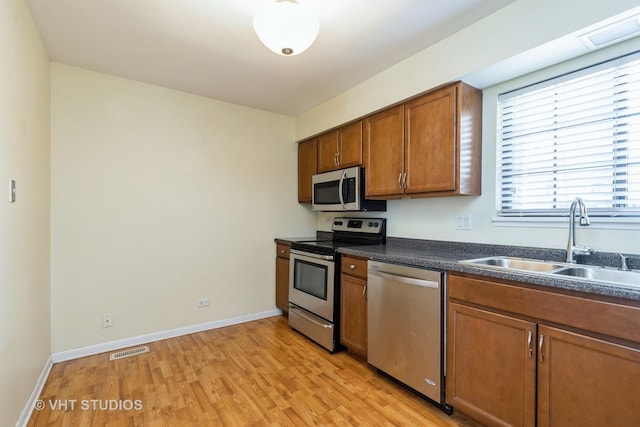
[338,169,347,209]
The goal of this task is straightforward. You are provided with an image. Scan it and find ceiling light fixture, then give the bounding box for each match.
[253,0,319,56]
[579,15,640,49]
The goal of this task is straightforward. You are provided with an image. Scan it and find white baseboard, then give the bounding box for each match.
[51,309,282,363]
[16,355,53,427]
[18,309,282,425]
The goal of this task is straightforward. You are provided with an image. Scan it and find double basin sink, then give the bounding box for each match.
[461,256,640,289]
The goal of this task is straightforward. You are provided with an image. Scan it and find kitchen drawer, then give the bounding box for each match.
[341,255,368,279]
[276,243,290,259]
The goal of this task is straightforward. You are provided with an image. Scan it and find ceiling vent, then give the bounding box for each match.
[580,15,640,49]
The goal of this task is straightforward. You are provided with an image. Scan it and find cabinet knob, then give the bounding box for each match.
[280,250,285,254]
[349,264,356,270]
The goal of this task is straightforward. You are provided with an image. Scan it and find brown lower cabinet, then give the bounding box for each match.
[275,243,290,313]
[340,255,368,356]
[537,325,640,427]
[447,273,640,427]
[447,303,536,426]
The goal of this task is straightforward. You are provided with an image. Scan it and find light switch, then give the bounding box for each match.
[9,180,15,203]
[456,214,472,230]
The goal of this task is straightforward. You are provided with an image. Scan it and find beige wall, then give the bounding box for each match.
[0,0,51,425]
[305,0,640,254]
[7,0,640,422]
[50,64,315,353]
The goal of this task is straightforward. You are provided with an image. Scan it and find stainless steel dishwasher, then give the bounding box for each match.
[367,260,450,414]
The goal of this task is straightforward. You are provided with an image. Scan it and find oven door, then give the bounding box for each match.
[289,249,335,322]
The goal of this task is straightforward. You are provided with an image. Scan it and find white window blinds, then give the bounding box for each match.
[497,51,640,218]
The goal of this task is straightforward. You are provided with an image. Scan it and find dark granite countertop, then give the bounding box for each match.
[274,235,640,302]
[274,237,317,245]
[335,237,640,303]
[274,232,333,246]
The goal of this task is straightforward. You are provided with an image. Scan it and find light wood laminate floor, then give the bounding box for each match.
[28,315,480,426]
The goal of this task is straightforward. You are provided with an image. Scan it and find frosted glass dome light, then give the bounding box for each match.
[253,0,320,56]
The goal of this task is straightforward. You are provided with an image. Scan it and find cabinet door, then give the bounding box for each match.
[317,131,339,173]
[337,121,363,169]
[364,105,404,198]
[404,85,456,194]
[537,325,640,427]
[275,256,290,313]
[297,139,317,203]
[340,274,367,356]
[447,303,536,427]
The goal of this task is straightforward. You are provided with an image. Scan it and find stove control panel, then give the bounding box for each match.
[332,217,385,234]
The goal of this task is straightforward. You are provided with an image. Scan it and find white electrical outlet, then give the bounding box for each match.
[198,298,211,308]
[102,313,113,328]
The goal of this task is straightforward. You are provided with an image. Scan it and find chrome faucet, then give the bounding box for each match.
[619,254,640,271]
[566,197,594,263]
[620,254,629,271]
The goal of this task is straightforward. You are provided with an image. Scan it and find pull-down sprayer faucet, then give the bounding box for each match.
[566,197,594,263]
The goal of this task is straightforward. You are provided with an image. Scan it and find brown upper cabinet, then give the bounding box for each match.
[364,82,482,199]
[362,105,404,197]
[317,121,363,173]
[297,138,317,203]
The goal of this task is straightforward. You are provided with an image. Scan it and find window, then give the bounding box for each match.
[497,51,640,218]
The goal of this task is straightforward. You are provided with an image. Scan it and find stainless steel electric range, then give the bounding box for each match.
[288,217,386,352]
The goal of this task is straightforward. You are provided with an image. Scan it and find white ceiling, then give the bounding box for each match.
[26,0,514,116]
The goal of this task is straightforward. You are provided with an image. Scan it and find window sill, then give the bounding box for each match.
[492,216,640,230]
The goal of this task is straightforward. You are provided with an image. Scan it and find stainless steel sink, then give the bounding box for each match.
[461,256,566,273]
[461,256,640,289]
[553,266,640,287]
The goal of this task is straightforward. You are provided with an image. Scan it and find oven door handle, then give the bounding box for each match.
[290,249,334,261]
[290,306,333,329]
[338,169,347,209]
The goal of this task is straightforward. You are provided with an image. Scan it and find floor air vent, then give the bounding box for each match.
[109,345,149,361]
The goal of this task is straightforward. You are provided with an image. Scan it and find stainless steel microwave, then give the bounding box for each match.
[312,166,386,212]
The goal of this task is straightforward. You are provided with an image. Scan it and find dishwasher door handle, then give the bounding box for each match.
[368,269,439,289]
